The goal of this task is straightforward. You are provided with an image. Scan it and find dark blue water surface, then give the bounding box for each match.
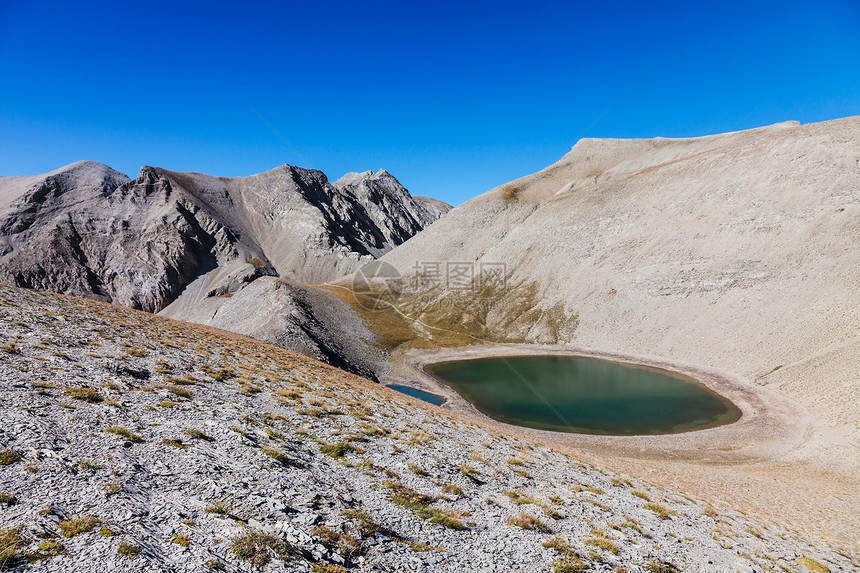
[425,355,740,435]
[387,384,446,406]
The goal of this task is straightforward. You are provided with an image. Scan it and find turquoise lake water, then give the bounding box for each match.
[425,355,741,435]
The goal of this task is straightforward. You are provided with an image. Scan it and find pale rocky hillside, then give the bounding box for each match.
[379,118,860,444]
[0,285,854,572]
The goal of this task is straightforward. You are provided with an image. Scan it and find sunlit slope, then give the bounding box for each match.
[380,117,860,439]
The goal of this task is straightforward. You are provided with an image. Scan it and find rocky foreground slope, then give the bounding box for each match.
[0,285,855,573]
[0,162,450,376]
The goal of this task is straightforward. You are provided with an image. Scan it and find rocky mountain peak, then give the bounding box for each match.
[0,160,451,374]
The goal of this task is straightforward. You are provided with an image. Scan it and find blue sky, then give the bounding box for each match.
[1,0,858,205]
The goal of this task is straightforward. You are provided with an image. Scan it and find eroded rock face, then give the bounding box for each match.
[0,160,450,377]
[332,169,452,256]
[0,161,450,313]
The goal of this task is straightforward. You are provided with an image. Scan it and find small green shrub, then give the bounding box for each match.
[798,556,830,573]
[58,516,100,538]
[105,426,142,442]
[644,502,674,520]
[312,526,361,561]
[409,463,429,477]
[311,564,348,573]
[319,442,356,459]
[0,450,21,465]
[209,367,234,382]
[0,526,23,568]
[504,491,536,505]
[26,540,63,562]
[38,542,62,556]
[0,493,16,506]
[585,533,619,555]
[442,484,464,496]
[65,387,103,403]
[184,429,214,442]
[645,560,681,573]
[260,446,290,464]
[167,386,192,399]
[165,376,196,386]
[542,505,564,520]
[552,556,588,572]
[341,509,382,537]
[386,481,434,510]
[231,530,291,567]
[117,541,141,557]
[160,439,186,449]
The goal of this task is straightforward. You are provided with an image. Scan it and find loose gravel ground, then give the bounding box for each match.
[0,284,855,572]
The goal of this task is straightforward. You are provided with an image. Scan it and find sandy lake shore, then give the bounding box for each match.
[386,344,860,551]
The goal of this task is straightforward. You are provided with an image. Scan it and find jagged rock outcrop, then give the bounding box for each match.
[0,161,451,312]
[332,169,451,255]
[0,160,450,376]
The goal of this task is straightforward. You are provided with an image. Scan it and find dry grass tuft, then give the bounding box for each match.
[506,512,549,533]
[58,516,100,538]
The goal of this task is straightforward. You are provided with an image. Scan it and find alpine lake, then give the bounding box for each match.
[424,355,741,435]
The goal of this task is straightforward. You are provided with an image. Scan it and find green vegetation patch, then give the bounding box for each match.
[0,527,24,569]
[184,429,215,442]
[384,481,464,530]
[64,387,103,403]
[319,442,357,459]
[117,541,141,557]
[644,502,674,520]
[505,512,549,533]
[58,516,100,538]
[105,426,143,442]
[231,530,293,567]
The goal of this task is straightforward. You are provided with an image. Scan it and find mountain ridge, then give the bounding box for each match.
[0,160,451,376]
